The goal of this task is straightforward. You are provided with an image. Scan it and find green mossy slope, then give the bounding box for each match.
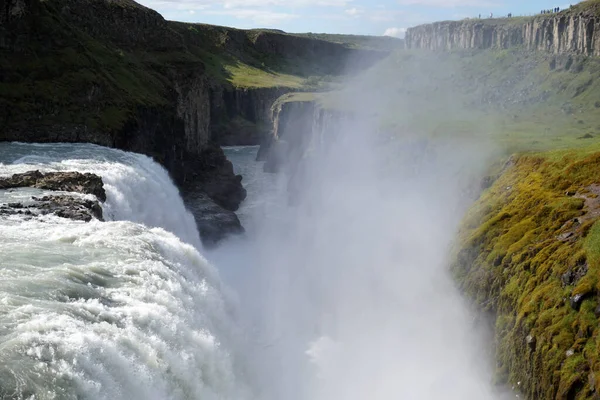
[453,146,600,399]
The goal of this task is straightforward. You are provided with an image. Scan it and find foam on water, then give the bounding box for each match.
[0,143,249,400]
[0,142,201,248]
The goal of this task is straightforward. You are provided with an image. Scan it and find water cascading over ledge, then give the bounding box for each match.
[0,142,250,400]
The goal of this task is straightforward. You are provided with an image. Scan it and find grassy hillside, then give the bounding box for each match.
[297,47,600,154]
[0,0,389,136]
[292,32,403,51]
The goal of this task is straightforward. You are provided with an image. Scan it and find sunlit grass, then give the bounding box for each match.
[223,62,305,89]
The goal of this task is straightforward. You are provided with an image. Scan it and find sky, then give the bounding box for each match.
[136,0,583,37]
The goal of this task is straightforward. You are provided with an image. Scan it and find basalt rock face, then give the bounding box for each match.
[406,11,600,56]
[210,87,291,146]
[263,100,316,173]
[261,96,356,175]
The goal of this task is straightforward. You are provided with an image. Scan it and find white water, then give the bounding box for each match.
[0,137,507,400]
[0,143,249,400]
[0,143,201,249]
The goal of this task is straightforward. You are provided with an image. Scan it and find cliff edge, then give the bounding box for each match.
[406,1,600,56]
[0,0,391,243]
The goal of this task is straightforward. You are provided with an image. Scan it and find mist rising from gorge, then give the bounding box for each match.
[210,53,507,399]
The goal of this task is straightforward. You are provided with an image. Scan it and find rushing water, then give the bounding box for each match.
[1,139,507,400]
[0,143,248,400]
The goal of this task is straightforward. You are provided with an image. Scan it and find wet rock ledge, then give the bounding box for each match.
[0,171,105,222]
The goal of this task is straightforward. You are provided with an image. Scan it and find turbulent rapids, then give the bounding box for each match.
[0,138,510,400]
[0,143,248,400]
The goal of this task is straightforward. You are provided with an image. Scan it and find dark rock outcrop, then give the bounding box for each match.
[210,87,291,146]
[0,195,103,222]
[0,170,106,201]
[182,190,244,248]
[0,171,105,221]
[182,144,247,212]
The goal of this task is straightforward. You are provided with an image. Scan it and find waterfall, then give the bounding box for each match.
[0,142,249,400]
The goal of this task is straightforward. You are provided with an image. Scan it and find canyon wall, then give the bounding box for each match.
[210,87,290,146]
[0,0,390,241]
[260,95,356,174]
[406,10,600,56]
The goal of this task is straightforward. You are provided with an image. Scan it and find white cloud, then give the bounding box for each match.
[345,7,362,16]
[383,27,406,38]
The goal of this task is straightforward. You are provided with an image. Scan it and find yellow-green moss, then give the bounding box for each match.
[223,62,305,89]
[453,147,600,399]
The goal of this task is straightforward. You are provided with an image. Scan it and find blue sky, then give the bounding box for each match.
[136,0,582,37]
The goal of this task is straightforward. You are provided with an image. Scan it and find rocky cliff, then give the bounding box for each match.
[210,87,289,146]
[260,94,358,174]
[406,4,600,56]
[0,0,390,243]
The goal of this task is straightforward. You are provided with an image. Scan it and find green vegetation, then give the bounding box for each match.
[292,33,403,51]
[452,146,600,399]
[0,2,170,133]
[270,35,600,398]
[1,0,387,136]
[273,92,320,106]
[223,62,305,88]
[566,0,600,15]
[310,47,600,155]
[172,22,316,89]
